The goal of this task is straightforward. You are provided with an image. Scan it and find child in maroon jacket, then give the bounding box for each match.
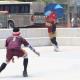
[0,27,40,77]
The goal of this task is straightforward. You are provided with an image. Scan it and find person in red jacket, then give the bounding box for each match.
[45,11,59,52]
[0,27,40,77]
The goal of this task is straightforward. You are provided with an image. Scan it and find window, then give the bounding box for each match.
[0,4,30,13]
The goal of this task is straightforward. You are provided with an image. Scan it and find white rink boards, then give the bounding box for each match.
[0,28,80,48]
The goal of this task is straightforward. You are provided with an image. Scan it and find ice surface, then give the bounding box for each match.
[0,46,80,80]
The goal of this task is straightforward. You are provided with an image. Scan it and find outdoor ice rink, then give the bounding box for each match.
[0,46,80,80]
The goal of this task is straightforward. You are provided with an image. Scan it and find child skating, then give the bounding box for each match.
[0,27,40,77]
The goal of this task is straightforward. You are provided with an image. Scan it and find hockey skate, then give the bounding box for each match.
[23,70,28,77]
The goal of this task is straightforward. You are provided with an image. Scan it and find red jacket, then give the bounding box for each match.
[46,12,57,23]
[46,12,57,33]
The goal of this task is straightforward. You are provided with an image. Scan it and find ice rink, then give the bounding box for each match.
[0,46,80,80]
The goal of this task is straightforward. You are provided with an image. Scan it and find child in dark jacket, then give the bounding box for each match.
[0,27,40,77]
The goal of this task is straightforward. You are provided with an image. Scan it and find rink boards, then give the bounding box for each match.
[0,28,80,48]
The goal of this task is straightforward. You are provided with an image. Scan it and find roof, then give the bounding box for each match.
[0,1,32,4]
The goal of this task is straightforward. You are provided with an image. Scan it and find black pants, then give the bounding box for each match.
[51,23,56,32]
[51,23,58,46]
[50,37,58,47]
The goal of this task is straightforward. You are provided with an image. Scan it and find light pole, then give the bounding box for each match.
[67,0,71,27]
[74,0,77,17]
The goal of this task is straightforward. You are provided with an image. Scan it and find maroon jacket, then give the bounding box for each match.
[5,36,29,49]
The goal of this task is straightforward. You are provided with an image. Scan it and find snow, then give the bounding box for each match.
[0,46,80,80]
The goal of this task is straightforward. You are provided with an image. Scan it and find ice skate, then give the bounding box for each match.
[54,46,59,52]
[54,48,59,52]
[23,70,28,77]
[0,63,7,72]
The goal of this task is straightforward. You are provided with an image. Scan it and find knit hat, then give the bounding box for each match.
[13,27,20,36]
[13,27,20,32]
